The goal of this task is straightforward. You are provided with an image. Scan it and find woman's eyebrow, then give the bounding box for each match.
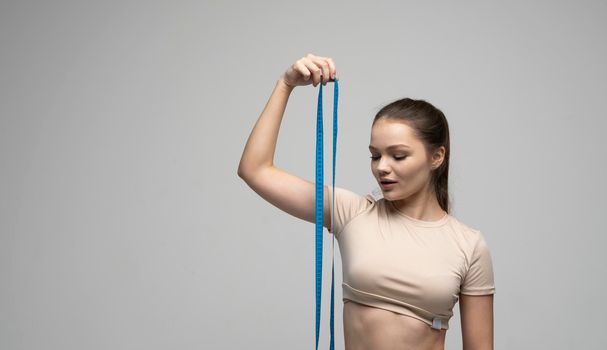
[368,144,411,150]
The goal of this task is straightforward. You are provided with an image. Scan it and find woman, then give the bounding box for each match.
[237,53,495,350]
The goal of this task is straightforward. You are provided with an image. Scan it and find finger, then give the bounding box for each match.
[310,57,330,84]
[294,60,310,81]
[326,57,336,80]
[302,58,322,86]
[315,56,337,85]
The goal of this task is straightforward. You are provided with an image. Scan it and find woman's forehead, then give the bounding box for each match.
[370,120,421,148]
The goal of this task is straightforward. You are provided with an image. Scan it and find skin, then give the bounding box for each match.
[237,53,494,350]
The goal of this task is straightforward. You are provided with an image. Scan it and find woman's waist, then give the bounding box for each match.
[343,300,446,350]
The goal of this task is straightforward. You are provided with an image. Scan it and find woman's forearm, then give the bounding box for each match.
[237,78,295,179]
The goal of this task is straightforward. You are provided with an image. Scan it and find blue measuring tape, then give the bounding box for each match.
[315,76,338,350]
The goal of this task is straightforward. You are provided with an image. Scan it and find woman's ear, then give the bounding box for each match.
[431,146,446,169]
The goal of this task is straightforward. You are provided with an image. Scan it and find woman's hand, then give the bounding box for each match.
[279,53,338,89]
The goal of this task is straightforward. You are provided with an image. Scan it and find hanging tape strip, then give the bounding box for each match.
[315,76,338,350]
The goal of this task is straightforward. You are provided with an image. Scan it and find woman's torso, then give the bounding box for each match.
[343,300,446,350]
[329,188,494,349]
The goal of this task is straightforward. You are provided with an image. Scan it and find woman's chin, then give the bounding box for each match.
[380,190,395,198]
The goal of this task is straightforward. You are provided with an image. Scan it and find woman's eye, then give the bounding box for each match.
[370,155,406,161]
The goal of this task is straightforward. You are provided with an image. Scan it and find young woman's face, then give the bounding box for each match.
[369,118,437,201]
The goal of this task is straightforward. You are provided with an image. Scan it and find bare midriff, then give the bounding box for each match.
[343,300,446,350]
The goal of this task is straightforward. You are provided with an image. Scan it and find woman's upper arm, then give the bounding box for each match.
[460,294,494,350]
[238,165,333,231]
[459,231,496,348]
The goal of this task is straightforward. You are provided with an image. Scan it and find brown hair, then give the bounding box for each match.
[372,98,451,213]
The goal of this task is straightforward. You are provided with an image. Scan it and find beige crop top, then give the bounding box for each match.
[326,186,496,330]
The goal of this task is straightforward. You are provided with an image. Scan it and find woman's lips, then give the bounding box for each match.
[380,181,397,189]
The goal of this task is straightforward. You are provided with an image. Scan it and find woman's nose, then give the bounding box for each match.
[377,158,391,173]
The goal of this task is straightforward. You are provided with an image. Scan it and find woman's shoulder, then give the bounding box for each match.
[446,214,488,246]
[448,214,478,232]
[329,185,377,205]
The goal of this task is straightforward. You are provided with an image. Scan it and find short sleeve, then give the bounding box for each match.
[326,185,373,237]
[460,231,496,295]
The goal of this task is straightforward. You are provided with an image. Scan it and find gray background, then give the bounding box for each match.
[1,0,605,349]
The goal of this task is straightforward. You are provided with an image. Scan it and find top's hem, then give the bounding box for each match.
[342,283,451,330]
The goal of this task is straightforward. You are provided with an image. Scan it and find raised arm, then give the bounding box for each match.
[237,54,337,231]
